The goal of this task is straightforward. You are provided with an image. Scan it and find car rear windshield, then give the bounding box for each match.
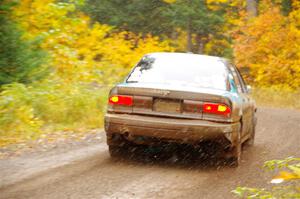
[126,54,229,91]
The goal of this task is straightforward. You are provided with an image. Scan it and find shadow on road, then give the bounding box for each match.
[107,142,256,170]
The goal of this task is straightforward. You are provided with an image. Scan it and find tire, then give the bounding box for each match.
[227,125,242,167]
[106,133,123,146]
[107,133,129,157]
[108,145,125,157]
[244,123,256,147]
[229,141,242,167]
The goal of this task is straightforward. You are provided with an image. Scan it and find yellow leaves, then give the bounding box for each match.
[234,158,300,198]
[289,166,300,177]
[271,171,299,184]
[163,0,177,4]
[205,37,231,57]
[13,0,173,84]
[263,157,300,185]
[0,0,173,148]
[234,6,300,89]
[14,0,69,38]
[0,84,44,147]
[131,35,174,64]
[206,0,229,11]
[207,0,228,3]
[271,165,300,184]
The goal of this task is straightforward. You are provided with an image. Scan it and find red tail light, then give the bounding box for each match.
[109,95,133,106]
[203,103,231,115]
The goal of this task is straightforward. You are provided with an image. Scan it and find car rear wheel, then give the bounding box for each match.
[244,122,256,147]
[227,126,242,167]
[229,141,241,167]
[107,133,129,157]
[108,145,126,157]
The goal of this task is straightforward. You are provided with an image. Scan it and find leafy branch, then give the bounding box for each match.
[233,157,300,199]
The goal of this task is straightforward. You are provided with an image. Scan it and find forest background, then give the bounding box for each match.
[1,0,300,147]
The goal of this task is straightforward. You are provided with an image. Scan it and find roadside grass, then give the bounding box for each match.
[1,85,299,149]
[0,80,109,148]
[252,87,300,110]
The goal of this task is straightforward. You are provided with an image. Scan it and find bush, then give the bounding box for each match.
[31,79,108,129]
[252,86,300,110]
[0,80,108,147]
[233,157,300,198]
[0,83,43,146]
[0,1,48,86]
[0,0,174,148]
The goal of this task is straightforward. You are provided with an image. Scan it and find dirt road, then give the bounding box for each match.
[1,107,300,199]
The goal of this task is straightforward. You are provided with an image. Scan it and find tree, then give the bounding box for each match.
[281,0,292,15]
[246,0,258,18]
[163,0,226,53]
[234,4,300,89]
[0,1,47,86]
[83,0,229,55]
[13,0,173,83]
[82,0,172,36]
[258,0,293,16]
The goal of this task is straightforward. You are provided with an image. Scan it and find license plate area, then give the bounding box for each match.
[153,98,181,113]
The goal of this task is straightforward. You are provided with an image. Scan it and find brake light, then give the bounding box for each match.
[203,103,231,115]
[109,95,133,106]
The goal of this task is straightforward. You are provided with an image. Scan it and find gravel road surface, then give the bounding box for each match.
[1,107,300,199]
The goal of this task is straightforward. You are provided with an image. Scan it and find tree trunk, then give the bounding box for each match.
[246,0,258,18]
[195,34,207,54]
[171,31,178,41]
[281,0,292,16]
[170,30,178,48]
[186,19,193,52]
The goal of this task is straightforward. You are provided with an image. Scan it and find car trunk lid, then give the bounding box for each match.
[108,83,232,121]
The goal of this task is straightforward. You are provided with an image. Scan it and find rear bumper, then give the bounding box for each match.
[105,113,240,144]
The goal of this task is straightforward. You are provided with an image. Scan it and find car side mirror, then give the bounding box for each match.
[246,85,252,93]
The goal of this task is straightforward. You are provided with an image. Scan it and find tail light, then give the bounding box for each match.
[203,103,231,115]
[109,95,133,106]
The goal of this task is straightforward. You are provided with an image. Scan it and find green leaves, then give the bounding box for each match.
[164,0,225,33]
[0,81,108,147]
[264,157,300,171]
[232,187,273,199]
[0,0,173,148]
[0,1,48,86]
[233,157,300,198]
[83,0,229,54]
[83,0,171,35]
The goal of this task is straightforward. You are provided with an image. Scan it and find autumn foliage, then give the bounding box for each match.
[13,0,173,84]
[1,0,300,147]
[234,157,300,198]
[234,2,300,89]
[0,0,173,146]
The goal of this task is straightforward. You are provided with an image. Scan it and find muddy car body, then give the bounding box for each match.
[105,53,257,165]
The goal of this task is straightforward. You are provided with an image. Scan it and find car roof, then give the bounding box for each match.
[145,52,228,63]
